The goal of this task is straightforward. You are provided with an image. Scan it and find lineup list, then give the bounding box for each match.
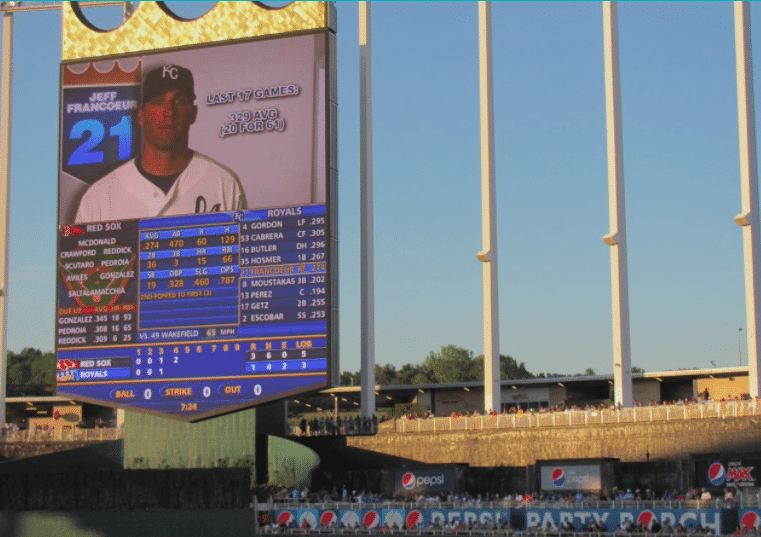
[57,207,328,350]
[56,220,139,348]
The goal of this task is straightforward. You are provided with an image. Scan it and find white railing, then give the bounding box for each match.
[0,427,123,443]
[396,400,761,433]
[263,497,761,511]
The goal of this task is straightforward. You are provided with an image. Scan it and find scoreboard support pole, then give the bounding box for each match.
[602,1,633,408]
[359,1,376,418]
[734,1,761,397]
[0,10,13,427]
[477,1,500,414]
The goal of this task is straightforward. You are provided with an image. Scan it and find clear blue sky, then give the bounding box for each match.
[0,2,755,377]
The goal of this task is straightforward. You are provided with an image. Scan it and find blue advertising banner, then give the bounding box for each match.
[274,507,735,534]
[525,508,723,533]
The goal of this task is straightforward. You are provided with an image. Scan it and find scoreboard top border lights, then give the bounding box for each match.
[62,1,336,62]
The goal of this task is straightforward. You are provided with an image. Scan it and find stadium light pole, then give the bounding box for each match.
[477,1,500,414]
[734,1,761,398]
[602,1,633,408]
[359,1,376,419]
[0,5,13,427]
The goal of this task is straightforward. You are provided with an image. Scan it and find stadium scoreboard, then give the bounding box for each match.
[56,2,337,421]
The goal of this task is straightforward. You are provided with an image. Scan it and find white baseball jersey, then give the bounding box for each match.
[74,152,247,223]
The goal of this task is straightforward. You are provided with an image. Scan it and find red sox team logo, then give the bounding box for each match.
[57,359,80,371]
[61,226,84,238]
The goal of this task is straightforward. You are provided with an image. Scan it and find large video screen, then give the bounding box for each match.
[56,31,335,421]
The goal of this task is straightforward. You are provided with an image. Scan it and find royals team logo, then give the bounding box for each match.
[363,511,380,529]
[402,472,416,490]
[320,511,337,527]
[406,510,424,529]
[551,468,565,487]
[708,462,727,486]
[276,512,295,527]
[742,512,761,529]
[637,511,656,529]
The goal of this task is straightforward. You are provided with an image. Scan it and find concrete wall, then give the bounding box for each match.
[633,379,661,404]
[347,415,761,467]
[695,376,748,400]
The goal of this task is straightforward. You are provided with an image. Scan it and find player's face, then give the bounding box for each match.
[139,89,198,152]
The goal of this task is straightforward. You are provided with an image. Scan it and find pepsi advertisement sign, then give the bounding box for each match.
[739,510,761,531]
[526,508,722,534]
[540,464,602,491]
[395,468,453,495]
[273,507,735,533]
[698,459,759,490]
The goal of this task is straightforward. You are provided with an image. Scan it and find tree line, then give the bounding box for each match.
[6,348,56,396]
[340,344,645,386]
[342,344,545,386]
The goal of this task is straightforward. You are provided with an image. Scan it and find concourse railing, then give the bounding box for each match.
[0,426,123,443]
[396,400,761,434]
[263,496,761,512]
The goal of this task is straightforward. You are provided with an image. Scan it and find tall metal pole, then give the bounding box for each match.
[734,1,761,397]
[359,1,376,418]
[477,1,500,414]
[602,1,632,408]
[0,10,12,427]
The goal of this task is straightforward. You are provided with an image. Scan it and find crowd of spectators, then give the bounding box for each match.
[403,393,757,421]
[270,486,745,509]
[0,417,122,443]
[290,414,381,437]
[0,422,20,440]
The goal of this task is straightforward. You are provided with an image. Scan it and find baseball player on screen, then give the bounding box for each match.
[75,64,247,223]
